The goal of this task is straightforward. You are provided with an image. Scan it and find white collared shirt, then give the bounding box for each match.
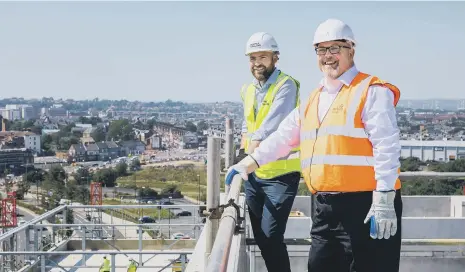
[250,65,401,192]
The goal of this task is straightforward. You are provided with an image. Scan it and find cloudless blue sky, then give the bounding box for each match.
[0,1,464,102]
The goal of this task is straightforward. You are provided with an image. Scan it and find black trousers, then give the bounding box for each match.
[308,190,402,272]
[245,172,300,272]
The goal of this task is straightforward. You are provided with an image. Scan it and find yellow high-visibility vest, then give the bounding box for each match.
[241,71,301,179]
[100,259,110,272]
[128,262,137,272]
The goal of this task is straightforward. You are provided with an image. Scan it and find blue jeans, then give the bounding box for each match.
[245,172,300,272]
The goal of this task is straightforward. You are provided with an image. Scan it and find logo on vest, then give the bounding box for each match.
[332,104,344,114]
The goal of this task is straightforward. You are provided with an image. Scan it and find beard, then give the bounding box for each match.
[252,65,275,82]
[320,58,341,79]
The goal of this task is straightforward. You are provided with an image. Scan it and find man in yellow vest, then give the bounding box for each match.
[99,256,110,272]
[226,32,301,272]
[227,19,402,272]
[127,258,137,272]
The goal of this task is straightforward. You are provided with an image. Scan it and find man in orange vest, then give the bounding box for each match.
[227,18,402,272]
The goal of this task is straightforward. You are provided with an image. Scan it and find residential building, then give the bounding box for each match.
[85,144,99,161]
[153,121,188,137]
[80,137,96,145]
[68,141,121,162]
[24,134,41,153]
[0,131,41,154]
[0,148,34,174]
[147,134,162,150]
[68,144,87,162]
[182,132,199,149]
[83,127,97,138]
[105,141,120,159]
[21,105,35,120]
[134,129,152,142]
[119,140,146,156]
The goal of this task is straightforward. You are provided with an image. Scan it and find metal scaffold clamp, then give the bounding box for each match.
[204,198,244,234]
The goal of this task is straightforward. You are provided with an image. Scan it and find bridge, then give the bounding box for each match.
[1,119,465,271]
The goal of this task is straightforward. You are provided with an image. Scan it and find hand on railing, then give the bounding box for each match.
[224,155,258,195]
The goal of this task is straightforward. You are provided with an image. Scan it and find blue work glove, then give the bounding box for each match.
[224,155,259,192]
[364,191,397,239]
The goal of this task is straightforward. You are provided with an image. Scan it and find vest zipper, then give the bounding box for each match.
[309,86,344,194]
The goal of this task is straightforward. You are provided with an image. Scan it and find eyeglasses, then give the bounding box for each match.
[315,45,351,55]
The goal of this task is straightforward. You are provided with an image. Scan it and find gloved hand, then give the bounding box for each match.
[363,191,397,239]
[225,155,259,188]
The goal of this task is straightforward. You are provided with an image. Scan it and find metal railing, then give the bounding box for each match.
[0,251,192,272]
[205,174,243,272]
[199,143,465,272]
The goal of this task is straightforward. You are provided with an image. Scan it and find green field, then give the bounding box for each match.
[116,166,226,200]
[103,198,175,219]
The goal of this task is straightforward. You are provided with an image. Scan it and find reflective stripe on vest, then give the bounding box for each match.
[241,71,301,179]
[300,72,401,193]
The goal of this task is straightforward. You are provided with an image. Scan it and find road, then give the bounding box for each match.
[14,207,42,268]
[72,209,125,239]
[25,184,204,239]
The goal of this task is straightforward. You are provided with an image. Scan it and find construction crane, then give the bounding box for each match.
[88,182,103,238]
[1,192,18,271]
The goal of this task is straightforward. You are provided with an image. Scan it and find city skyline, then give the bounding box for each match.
[0,2,464,102]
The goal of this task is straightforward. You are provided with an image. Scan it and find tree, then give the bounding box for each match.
[78,116,102,126]
[65,209,74,237]
[137,187,158,198]
[400,157,423,172]
[196,121,208,133]
[115,162,128,177]
[145,118,157,130]
[185,121,197,133]
[72,167,92,185]
[58,136,79,150]
[429,159,465,172]
[91,126,106,142]
[16,180,30,200]
[93,168,117,187]
[402,178,464,195]
[130,159,141,171]
[41,165,68,204]
[41,134,54,153]
[161,184,182,198]
[107,119,134,141]
[23,170,45,184]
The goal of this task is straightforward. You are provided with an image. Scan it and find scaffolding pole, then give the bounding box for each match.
[205,137,221,270]
[224,118,235,170]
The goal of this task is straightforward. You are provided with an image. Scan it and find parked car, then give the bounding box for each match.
[176,210,192,217]
[139,216,156,223]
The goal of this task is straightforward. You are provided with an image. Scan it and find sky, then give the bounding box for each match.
[0,1,464,103]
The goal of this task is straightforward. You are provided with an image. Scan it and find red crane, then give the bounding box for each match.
[1,192,17,228]
[90,182,102,205]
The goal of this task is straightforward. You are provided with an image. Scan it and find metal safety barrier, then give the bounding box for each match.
[205,174,244,272]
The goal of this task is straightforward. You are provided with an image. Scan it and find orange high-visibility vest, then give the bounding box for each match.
[300,72,402,194]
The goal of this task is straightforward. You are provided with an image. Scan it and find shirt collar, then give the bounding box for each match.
[253,68,280,90]
[319,65,359,90]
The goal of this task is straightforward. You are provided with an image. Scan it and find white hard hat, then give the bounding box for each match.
[313,19,356,45]
[245,32,279,55]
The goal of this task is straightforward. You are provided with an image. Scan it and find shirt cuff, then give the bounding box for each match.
[250,131,265,141]
[376,179,396,191]
[250,151,266,168]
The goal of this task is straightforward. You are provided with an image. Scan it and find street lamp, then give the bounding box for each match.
[168,196,172,238]
[197,174,200,203]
